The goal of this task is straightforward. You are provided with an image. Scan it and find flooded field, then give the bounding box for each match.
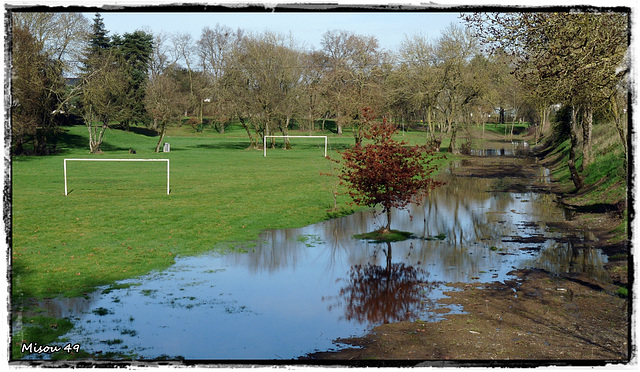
[16,156,609,360]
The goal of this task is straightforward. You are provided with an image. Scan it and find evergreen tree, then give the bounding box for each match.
[79,12,127,153]
[112,31,154,129]
[89,13,110,53]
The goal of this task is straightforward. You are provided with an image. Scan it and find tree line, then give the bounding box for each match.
[465,11,629,188]
[11,11,629,181]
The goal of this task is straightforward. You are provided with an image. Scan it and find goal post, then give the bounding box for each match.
[64,158,170,195]
[263,136,328,157]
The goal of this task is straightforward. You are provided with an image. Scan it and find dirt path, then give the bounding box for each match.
[302,144,631,365]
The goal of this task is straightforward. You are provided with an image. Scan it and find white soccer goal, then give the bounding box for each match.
[263,135,328,157]
[63,159,170,195]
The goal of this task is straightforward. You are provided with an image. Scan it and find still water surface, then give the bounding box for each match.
[24,159,609,360]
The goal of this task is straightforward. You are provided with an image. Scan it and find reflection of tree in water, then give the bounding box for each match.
[529,238,609,282]
[326,242,442,325]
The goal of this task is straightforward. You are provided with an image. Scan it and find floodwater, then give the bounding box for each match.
[17,149,609,360]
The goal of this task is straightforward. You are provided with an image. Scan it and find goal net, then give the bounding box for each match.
[64,159,170,195]
[263,136,328,157]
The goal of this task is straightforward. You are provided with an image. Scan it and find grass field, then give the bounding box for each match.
[10,123,454,301]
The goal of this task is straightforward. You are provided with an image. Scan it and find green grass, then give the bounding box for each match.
[616,286,628,299]
[483,122,530,136]
[546,123,627,205]
[11,316,75,359]
[542,122,628,246]
[354,229,415,243]
[11,123,452,300]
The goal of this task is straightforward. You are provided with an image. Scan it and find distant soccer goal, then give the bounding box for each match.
[263,136,328,157]
[63,159,170,195]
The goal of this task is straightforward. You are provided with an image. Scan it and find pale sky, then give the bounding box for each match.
[85,9,465,53]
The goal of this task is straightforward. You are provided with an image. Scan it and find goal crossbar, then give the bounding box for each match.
[64,158,170,195]
[263,136,328,157]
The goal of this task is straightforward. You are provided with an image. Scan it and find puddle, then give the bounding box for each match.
[17,164,609,360]
[469,141,530,157]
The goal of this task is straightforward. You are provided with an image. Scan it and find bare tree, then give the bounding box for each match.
[321,30,383,144]
[197,24,242,133]
[79,57,122,152]
[148,30,177,81]
[398,33,442,140]
[145,65,187,152]
[224,31,303,149]
[12,12,90,75]
[171,32,196,115]
[80,50,127,153]
[432,23,480,154]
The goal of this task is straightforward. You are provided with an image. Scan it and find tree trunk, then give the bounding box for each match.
[88,123,96,153]
[281,118,291,149]
[95,123,108,153]
[354,124,363,146]
[384,207,392,233]
[427,106,434,139]
[544,106,551,134]
[568,106,583,190]
[510,120,515,141]
[611,96,628,174]
[155,122,167,153]
[581,106,593,168]
[238,117,257,149]
[448,125,458,154]
[384,242,392,271]
[88,116,108,154]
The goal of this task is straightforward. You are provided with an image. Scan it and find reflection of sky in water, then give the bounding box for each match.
[20,167,609,360]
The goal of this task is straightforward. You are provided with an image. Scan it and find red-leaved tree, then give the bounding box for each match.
[335,115,442,234]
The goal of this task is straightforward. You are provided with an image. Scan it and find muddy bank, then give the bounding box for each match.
[303,268,628,364]
[302,152,631,364]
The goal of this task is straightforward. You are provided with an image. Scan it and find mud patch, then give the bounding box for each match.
[303,269,629,364]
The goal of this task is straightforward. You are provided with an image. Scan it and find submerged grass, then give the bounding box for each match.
[11,316,75,359]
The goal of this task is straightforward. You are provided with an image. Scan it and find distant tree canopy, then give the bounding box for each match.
[10,9,629,159]
[77,13,154,153]
[464,11,629,186]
